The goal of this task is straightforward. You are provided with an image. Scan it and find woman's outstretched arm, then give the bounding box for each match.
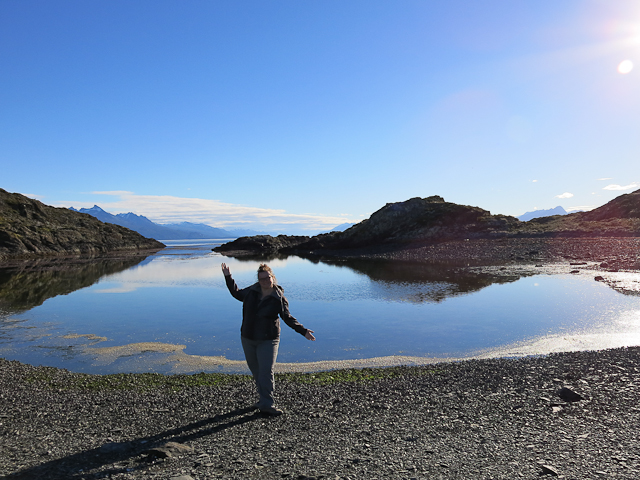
[221,263,246,301]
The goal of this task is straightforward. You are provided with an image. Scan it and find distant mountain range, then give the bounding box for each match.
[518,206,567,222]
[68,205,253,240]
[331,222,355,232]
[70,205,354,240]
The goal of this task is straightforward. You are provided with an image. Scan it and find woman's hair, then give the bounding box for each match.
[257,264,277,285]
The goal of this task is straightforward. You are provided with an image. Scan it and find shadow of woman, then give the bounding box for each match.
[8,405,264,480]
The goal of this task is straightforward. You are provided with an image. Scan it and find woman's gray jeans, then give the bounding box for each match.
[241,336,280,408]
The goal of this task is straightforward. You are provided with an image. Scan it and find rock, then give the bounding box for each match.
[540,464,560,476]
[594,276,604,281]
[557,387,584,402]
[144,441,194,459]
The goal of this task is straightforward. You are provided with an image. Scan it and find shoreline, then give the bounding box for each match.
[294,237,640,271]
[2,347,640,479]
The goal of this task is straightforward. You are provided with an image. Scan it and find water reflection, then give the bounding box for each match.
[0,254,152,314]
[322,258,524,303]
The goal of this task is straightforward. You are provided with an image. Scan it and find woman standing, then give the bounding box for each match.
[221,262,315,416]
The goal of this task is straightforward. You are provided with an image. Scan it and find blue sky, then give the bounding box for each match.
[2,1,639,234]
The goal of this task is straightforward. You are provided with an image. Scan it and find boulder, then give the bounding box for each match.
[144,441,194,459]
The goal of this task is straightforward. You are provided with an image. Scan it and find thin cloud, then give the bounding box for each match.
[56,192,354,233]
[23,193,45,200]
[597,178,612,181]
[91,190,135,196]
[566,205,595,212]
[603,183,639,191]
[555,192,574,199]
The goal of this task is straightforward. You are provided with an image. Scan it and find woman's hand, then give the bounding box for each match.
[305,330,316,341]
[221,263,231,277]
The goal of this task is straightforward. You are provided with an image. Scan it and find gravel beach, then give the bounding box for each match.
[2,346,640,480]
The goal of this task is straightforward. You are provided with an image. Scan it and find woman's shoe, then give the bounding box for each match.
[259,406,283,416]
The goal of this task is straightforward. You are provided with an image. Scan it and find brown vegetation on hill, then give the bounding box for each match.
[0,189,164,260]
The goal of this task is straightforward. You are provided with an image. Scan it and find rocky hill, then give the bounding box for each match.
[215,195,521,255]
[576,188,640,221]
[317,195,518,248]
[519,189,640,237]
[215,190,640,256]
[0,189,164,260]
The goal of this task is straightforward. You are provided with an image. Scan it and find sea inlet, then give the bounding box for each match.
[1,240,639,375]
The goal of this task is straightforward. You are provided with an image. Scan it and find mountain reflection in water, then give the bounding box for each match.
[0,255,152,314]
[321,258,523,303]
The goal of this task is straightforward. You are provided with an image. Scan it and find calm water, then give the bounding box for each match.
[1,240,640,374]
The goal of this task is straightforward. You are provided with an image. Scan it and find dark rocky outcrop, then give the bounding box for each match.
[215,196,520,255]
[0,189,164,260]
[311,195,518,249]
[215,191,640,257]
[213,234,311,254]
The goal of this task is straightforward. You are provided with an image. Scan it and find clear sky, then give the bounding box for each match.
[1,1,639,234]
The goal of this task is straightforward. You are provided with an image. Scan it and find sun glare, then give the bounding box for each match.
[618,59,634,73]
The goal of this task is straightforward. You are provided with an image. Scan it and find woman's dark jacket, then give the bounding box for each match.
[225,275,309,341]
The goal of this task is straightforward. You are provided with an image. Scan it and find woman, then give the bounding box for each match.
[221,262,315,416]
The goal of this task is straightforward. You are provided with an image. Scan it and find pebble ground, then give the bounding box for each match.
[2,347,640,479]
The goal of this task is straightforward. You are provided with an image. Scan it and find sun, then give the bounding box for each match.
[618,59,634,74]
